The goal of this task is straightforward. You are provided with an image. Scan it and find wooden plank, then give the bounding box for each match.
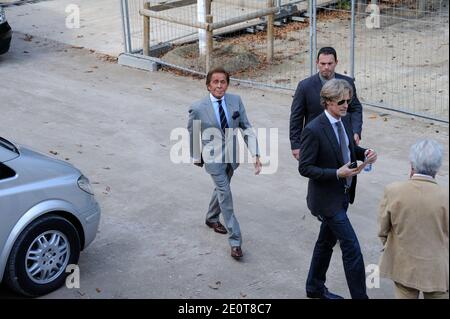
[149,0,197,12]
[210,7,278,30]
[140,8,209,30]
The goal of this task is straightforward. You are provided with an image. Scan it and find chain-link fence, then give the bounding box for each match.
[315,0,449,122]
[121,0,449,122]
[355,0,449,122]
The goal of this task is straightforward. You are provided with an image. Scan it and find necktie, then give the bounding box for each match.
[336,121,352,187]
[217,99,229,133]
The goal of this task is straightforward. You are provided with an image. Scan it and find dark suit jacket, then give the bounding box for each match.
[298,112,366,217]
[289,73,363,150]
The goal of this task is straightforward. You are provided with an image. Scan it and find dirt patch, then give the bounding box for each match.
[160,10,347,80]
[162,42,262,74]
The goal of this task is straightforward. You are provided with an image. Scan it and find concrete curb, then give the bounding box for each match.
[118,53,160,72]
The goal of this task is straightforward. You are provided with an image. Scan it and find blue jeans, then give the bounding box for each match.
[306,204,368,299]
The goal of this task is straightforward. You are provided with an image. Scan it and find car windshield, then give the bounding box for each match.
[0,136,19,154]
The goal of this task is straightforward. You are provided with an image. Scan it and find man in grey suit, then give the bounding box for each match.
[187,67,262,259]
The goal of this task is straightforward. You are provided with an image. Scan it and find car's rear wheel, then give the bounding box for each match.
[5,215,81,297]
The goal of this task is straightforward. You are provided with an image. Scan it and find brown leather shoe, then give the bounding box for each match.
[205,221,228,234]
[231,246,243,259]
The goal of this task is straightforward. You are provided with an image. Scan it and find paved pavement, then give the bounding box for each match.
[0,1,448,299]
[3,0,124,56]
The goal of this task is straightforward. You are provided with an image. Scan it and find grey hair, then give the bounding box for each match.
[409,138,443,177]
[320,78,353,108]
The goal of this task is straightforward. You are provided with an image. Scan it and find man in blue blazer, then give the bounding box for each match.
[290,47,363,161]
[299,79,377,299]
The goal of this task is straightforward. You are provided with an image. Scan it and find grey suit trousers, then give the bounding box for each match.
[206,164,242,247]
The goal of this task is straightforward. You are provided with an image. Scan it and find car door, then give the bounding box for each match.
[0,140,19,262]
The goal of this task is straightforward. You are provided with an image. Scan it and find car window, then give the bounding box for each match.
[0,7,6,24]
[0,162,16,180]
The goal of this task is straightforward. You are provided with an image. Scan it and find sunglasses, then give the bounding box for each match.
[337,99,351,106]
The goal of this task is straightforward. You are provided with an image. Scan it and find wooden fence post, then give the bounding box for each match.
[205,14,213,73]
[143,1,150,56]
[267,0,274,62]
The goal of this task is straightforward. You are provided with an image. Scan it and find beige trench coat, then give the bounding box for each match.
[378,175,449,292]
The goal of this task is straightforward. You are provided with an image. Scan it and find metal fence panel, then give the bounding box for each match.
[353,0,449,122]
[121,0,449,122]
[123,0,316,86]
[313,0,448,122]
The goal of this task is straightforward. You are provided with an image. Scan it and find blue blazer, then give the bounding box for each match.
[298,112,366,217]
[289,73,363,150]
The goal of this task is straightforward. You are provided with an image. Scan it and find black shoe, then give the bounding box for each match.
[306,288,344,299]
[205,221,228,234]
[231,246,243,259]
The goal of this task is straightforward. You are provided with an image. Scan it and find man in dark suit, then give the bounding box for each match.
[290,47,363,161]
[299,79,377,299]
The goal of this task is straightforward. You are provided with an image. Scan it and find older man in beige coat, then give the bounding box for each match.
[378,138,449,299]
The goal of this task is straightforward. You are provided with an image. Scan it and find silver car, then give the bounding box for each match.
[0,136,100,297]
[0,6,12,55]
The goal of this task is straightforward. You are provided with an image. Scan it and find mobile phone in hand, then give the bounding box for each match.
[348,161,358,169]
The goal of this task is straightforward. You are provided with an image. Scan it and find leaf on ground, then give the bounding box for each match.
[199,251,211,256]
[96,53,118,63]
[208,281,221,290]
[23,34,33,42]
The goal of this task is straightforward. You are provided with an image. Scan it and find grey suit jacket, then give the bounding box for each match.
[187,93,259,175]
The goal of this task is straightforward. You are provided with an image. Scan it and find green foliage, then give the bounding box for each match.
[336,0,352,11]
